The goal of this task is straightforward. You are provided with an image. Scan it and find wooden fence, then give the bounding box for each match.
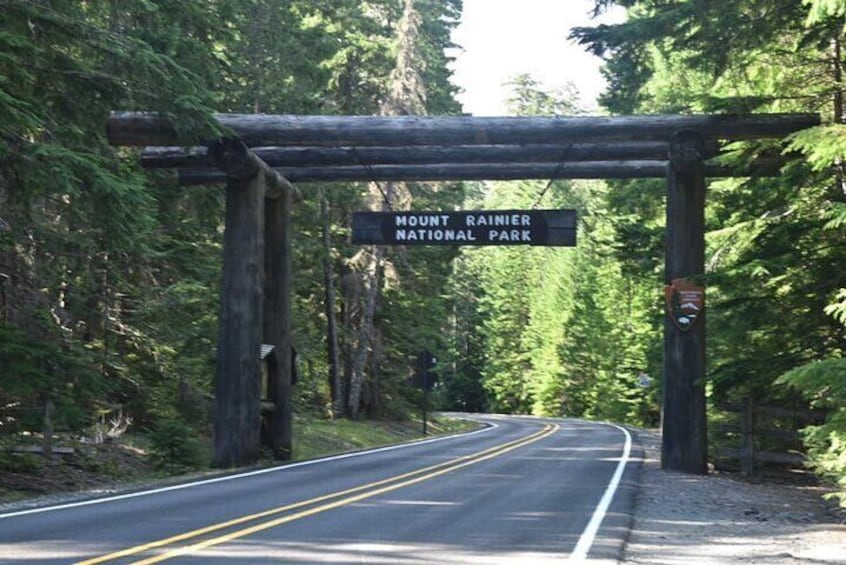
[713,398,824,475]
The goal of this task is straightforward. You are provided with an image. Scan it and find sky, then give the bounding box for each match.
[449,0,626,116]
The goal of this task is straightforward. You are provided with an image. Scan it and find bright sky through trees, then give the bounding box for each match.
[450,0,626,115]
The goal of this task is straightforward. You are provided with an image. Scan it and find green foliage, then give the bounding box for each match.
[803,0,846,24]
[0,0,466,446]
[292,414,477,460]
[787,125,846,172]
[147,418,207,472]
[0,323,105,434]
[777,359,846,506]
[826,288,846,324]
[442,80,659,423]
[569,2,846,503]
[0,445,43,474]
[573,0,846,418]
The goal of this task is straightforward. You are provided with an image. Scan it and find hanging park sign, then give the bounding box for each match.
[352,209,577,246]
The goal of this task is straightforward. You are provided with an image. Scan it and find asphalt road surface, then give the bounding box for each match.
[0,415,640,564]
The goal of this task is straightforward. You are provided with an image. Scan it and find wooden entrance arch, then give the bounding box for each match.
[108,111,819,472]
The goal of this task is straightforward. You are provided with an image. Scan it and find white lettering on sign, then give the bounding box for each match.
[396,229,477,242]
[488,229,532,242]
[465,214,532,228]
[395,214,451,228]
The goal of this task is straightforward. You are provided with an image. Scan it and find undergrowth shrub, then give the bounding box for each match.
[147,418,206,473]
[777,358,846,507]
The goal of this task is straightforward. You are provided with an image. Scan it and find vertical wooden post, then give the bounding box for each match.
[213,166,265,468]
[43,399,54,460]
[741,396,755,476]
[662,130,708,474]
[264,184,293,460]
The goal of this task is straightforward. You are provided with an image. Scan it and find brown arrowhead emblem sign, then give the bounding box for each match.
[664,278,705,332]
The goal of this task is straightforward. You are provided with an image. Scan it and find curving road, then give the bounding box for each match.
[0,415,640,564]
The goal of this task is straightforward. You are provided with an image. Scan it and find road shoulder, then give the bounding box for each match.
[623,428,846,564]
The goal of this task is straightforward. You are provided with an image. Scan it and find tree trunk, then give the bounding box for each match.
[347,247,382,420]
[321,190,343,418]
[366,331,384,419]
[339,271,360,418]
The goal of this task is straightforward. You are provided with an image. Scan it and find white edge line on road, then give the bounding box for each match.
[0,419,496,520]
[569,422,633,563]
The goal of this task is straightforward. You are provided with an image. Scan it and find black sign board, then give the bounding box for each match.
[352,209,577,246]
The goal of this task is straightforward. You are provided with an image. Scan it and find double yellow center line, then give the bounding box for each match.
[77,423,558,564]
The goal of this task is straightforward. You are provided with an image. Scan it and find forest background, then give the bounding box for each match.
[1,0,845,503]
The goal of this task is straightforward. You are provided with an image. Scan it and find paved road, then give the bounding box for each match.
[0,415,640,564]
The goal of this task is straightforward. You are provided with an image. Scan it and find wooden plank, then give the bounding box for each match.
[181,161,670,184]
[661,131,708,474]
[718,402,823,421]
[13,446,74,455]
[141,141,705,168]
[715,447,805,465]
[43,399,54,459]
[176,159,785,185]
[713,424,800,440]
[107,112,820,147]
[742,397,755,475]
[263,185,294,460]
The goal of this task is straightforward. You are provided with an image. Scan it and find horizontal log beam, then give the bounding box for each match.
[108,112,820,148]
[177,159,784,185]
[141,141,722,169]
[714,447,805,466]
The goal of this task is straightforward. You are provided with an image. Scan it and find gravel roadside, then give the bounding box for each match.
[623,429,846,564]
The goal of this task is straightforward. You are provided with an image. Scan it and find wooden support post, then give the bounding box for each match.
[263,183,293,460]
[741,396,755,476]
[662,130,708,474]
[43,399,54,460]
[212,140,266,468]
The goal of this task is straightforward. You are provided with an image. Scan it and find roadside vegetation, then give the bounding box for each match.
[0,412,478,503]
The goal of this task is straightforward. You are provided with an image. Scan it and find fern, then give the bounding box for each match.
[777,359,846,507]
[786,125,846,172]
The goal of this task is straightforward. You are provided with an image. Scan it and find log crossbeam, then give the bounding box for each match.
[108,112,820,149]
[176,158,785,186]
[141,141,718,169]
[110,111,818,184]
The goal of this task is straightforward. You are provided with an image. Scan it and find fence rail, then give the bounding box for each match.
[713,398,824,475]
